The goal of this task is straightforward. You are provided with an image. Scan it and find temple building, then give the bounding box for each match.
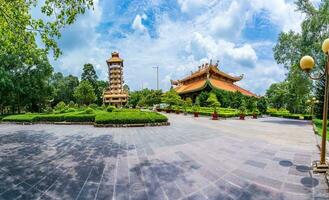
[171,60,256,100]
[103,52,128,107]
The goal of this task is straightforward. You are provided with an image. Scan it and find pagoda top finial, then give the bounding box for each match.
[107,51,123,63]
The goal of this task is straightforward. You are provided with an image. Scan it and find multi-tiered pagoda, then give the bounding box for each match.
[103,52,128,107]
[171,60,256,100]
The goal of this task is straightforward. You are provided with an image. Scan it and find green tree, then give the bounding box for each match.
[142,90,162,106]
[0,0,94,114]
[161,89,182,108]
[257,97,268,114]
[206,93,221,113]
[74,81,96,105]
[273,0,329,114]
[95,80,108,105]
[0,0,94,58]
[265,82,289,109]
[50,72,79,105]
[81,63,98,87]
[196,91,209,107]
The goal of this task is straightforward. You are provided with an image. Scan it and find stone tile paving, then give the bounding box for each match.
[0,115,328,199]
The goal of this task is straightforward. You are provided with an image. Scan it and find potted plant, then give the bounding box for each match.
[252,108,259,119]
[239,100,247,120]
[183,98,192,116]
[206,93,220,120]
[193,105,200,117]
[161,89,182,114]
[175,106,180,114]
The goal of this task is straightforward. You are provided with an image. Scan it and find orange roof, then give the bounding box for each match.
[209,79,256,97]
[179,65,242,83]
[175,79,207,94]
[174,78,256,97]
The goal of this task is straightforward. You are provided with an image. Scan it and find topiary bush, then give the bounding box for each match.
[106,106,116,112]
[84,107,94,114]
[55,101,66,111]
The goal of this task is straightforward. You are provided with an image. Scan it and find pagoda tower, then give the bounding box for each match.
[103,52,128,107]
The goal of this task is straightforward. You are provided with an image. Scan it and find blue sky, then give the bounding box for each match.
[46,0,317,95]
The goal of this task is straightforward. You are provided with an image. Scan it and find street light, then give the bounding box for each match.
[307,97,319,119]
[300,38,329,173]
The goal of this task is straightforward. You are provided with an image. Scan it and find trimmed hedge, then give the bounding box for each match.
[2,114,38,122]
[2,109,167,125]
[95,111,168,124]
[303,115,312,120]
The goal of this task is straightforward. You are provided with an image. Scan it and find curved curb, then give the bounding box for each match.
[94,122,170,128]
[1,121,170,127]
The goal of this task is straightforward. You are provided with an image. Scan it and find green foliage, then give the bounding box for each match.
[257,97,267,114]
[185,98,193,106]
[106,106,116,112]
[196,91,209,107]
[84,108,94,114]
[271,0,329,114]
[128,89,162,108]
[74,81,96,105]
[161,89,182,108]
[0,0,94,58]
[95,111,168,124]
[2,114,39,122]
[67,108,76,113]
[50,73,79,106]
[55,101,66,111]
[89,103,98,109]
[206,93,221,113]
[0,0,93,114]
[239,100,247,114]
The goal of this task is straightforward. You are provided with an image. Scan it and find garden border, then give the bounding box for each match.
[1,121,170,127]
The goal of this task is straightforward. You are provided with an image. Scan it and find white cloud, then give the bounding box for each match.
[249,0,304,32]
[189,32,258,67]
[48,0,309,95]
[177,0,216,13]
[132,14,148,33]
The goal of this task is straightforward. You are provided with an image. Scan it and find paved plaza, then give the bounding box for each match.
[0,115,328,200]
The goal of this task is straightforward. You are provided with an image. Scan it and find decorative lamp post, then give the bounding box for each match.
[300,38,329,173]
[307,97,319,119]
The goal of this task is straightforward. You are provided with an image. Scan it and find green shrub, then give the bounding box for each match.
[55,101,66,111]
[84,108,94,114]
[89,103,98,109]
[68,101,75,108]
[67,108,76,113]
[35,114,65,122]
[59,109,67,113]
[95,111,168,124]
[106,106,116,112]
[303,115,312,120]
[2,114,38,122]
[283,114,301,119]
[64,114,95,122]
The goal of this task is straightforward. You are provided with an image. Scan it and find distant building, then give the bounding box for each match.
[103,52,128,107]
[171,60,256,100]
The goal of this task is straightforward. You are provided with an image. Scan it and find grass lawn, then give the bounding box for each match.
[1,108,168,125]
[313,119,329,140]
